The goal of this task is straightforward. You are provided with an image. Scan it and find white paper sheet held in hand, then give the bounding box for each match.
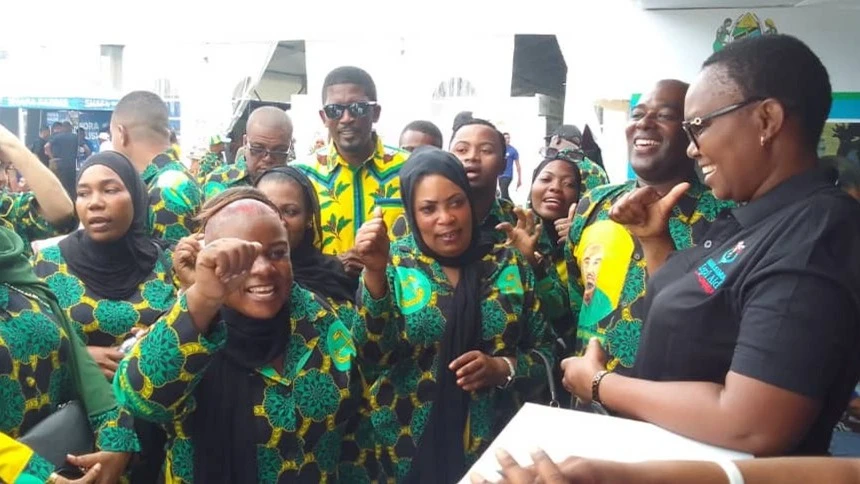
[461,403,752,483]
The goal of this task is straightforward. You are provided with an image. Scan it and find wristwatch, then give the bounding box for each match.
[497,357,516,389]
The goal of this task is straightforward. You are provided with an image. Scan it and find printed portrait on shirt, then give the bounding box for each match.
[575,220,635,332]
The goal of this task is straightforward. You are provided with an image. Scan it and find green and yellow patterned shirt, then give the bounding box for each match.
[294,137,408,256]
[32,244,177,347]
[564,179,734,370]
[141,151,203,243]
[197,152,224,184]
[0,191,75,254]
[201,155,250,200]
[115,284,376,483]
[355,240,554,481]
[0,283,140,483]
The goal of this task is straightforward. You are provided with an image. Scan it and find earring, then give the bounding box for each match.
[760,135,766,147]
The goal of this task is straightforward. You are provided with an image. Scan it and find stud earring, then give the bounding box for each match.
[760,135,766,147]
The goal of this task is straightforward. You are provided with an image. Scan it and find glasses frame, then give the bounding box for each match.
[542,146,586,163]
[245,141,293,163]
[682,97,765,149]
[322,101,378,120]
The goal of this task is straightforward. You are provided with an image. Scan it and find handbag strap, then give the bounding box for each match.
[529,349,559,408]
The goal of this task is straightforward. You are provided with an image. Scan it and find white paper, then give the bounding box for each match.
[461,403,752,483]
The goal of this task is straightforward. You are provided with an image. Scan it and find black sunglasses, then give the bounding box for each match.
[682,97,765,149]
[322,101,377,120]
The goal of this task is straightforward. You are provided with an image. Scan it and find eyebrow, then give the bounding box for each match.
[77,178,124,188]
[420,193,463,204]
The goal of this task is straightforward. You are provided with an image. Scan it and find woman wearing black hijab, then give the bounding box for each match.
[354,146,554,483]
[254,166,357,304]
[33,151,176,379]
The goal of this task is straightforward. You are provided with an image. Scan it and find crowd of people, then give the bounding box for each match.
[1,33,860,484]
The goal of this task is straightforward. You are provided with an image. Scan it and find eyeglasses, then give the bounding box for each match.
[322,102,377,120]
[681,97,765,149]
[246,143,292,162]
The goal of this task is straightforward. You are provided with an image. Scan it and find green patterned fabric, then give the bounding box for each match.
[201,155,250,200]
[115,284,376,483]
[355,240,554,480]
[142,151,203,243]
[197,152,225,184]
[0,191,75,254]
[33,244,177,347]
[564,179,735,369]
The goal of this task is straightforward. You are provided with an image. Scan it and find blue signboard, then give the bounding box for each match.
[0,97,119,111]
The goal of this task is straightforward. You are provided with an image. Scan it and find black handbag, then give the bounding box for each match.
[529,349,561,408]
[19,401,94,477]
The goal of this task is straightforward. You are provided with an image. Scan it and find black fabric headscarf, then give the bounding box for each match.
[529,151,584,244]
[58,151,162,300]
[255,166,357,303]
[400,146,493,484]
[190,197,293,483]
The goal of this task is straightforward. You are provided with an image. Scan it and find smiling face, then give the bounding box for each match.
[207,209,293,319]
[319,83,379,157]
[256,177,310,251]
[76,164,135,243]
[685,66,769,201]
[530,160,580,221]
[626,81,691,184]
[449,124,505,191]
[412,174,473,258]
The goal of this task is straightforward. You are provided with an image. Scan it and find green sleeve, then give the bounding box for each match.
[354,267,408,372]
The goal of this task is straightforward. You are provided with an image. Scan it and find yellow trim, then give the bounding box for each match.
[0,433,34,484]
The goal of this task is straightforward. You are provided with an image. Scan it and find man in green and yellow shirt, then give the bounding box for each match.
[203,107,293,199]
[294,66,408,276]
[111,90,203,243]
[565,80,734,373]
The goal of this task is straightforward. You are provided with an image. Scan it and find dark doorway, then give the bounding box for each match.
[510,35,567,137]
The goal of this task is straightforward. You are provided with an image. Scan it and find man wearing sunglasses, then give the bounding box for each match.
[202,106,293,200]
[295,66,408,276]
[564,79,734,375]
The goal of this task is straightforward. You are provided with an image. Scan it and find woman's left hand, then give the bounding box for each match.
[496,207,541,267]
[560,338,608,402]
[67,451,131,484]
[449,351,511,392]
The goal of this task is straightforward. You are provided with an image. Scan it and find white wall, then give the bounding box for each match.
[256,74,304,102]
[559,5,860,181]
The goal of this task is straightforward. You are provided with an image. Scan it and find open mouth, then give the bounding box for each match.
[246,284,277,301]
[700,164,716,178]
[542,197,563,210]
[633,137,661,154]
[437,230,461,244]
[87,216,111,231]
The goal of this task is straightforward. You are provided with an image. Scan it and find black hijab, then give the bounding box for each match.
[59,151,162,300]
[190,195,293,483]
[255,166,357,303]
[400,146,493,484]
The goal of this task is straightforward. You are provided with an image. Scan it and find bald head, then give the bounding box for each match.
[204,198,282,244]
[247,106,293,142]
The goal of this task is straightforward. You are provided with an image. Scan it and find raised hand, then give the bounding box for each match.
[192,238,262,305]
[496,207,541,267]
[554,202,578,246]
[173,233,204,289]
[355,207,389,274]
[609,183,690,241]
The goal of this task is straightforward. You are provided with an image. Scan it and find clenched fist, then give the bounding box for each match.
[193,238,262,305]
[355,207,389,274]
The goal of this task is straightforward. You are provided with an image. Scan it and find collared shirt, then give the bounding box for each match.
[390,197,517,247]
[142,151,203,242]
[293,136,408,255]
[33,245,177,346]
[355,240,554,480]
[0,285,139,484]
[202,154,250,200]
[634,167,860,455]
[0,191,75,254]
[115,285,375,483]
[565,179,734,369]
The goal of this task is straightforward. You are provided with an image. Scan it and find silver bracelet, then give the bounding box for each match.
[717,461,745,484]
[497,357,516,389]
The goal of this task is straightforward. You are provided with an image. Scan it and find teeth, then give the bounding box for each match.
[701,166,716,175]
[635,139,659,147]
[248,286,274,294]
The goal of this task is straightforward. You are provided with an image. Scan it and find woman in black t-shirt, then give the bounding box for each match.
[561,34,860,456]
